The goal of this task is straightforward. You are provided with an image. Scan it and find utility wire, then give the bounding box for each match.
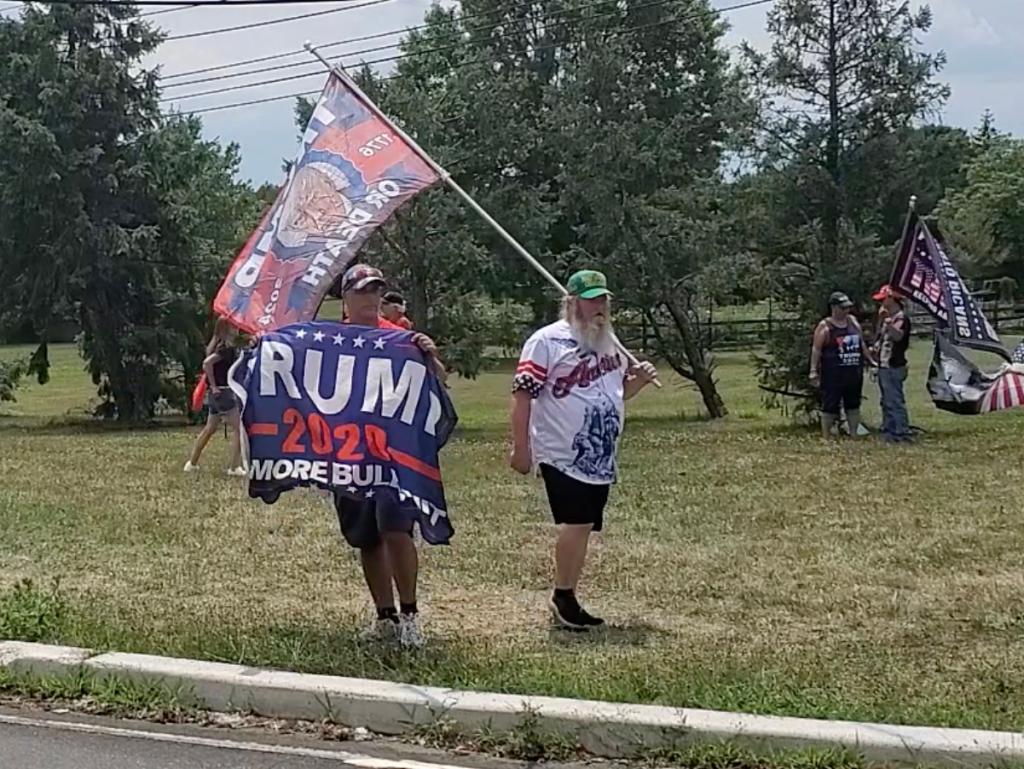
[174,0,776,114]
[163,0,390,41]
[161,0,680,89]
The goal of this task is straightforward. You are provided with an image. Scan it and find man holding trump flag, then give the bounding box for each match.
[214,53,657,643]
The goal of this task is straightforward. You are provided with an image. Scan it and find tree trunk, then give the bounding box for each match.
[663,298,727,419]
[83,297,147,422]
[823,0,842,258]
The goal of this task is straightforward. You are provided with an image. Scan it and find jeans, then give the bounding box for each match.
[878,366,910,441]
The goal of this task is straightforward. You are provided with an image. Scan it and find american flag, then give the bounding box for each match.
[1012,339,1024,364]
[981,369,1024,412]
[979,340,1024,413]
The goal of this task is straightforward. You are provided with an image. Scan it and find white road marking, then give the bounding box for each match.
[0,713,466,769]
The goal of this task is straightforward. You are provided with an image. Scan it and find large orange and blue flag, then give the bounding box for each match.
[214,73,439,333]
[229,321,457,544]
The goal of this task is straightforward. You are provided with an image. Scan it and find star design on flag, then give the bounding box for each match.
[373,338,386,350]
[295,329,307,340]
[366,490,375,498]
[313,330,325,343]
[346,486,357,494]
[352,336,366,349]
[332,333,345,346]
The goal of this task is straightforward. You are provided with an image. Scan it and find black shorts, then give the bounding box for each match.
[333,493,414,551]
[821,369,863,416]
[540,464,609,531]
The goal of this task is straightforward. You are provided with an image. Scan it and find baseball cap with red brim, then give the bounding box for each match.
[872,284,902,301]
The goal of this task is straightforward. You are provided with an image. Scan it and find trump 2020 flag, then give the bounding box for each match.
[229,321,457,544]
[214,73,439,333]
[890,210,1009,360]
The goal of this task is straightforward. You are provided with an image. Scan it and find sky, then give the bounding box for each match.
[123,0,1024,184]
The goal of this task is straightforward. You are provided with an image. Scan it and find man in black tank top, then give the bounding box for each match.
[873,284,912,443]
[809,292,873,438]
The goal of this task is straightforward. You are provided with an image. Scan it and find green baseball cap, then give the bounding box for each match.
[567,269,613,299]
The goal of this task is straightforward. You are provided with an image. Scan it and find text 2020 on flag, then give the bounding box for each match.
[229,321,457,544]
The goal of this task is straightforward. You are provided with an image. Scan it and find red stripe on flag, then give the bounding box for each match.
[249,423,279,436]
[388,448,442,482]
[1013,374,1024,407]
[997,378,1010,411]
[517,361,547,379]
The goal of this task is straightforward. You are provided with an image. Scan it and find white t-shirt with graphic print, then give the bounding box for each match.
[513,320,627,485]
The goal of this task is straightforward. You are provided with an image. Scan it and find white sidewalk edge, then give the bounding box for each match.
[2,641,1022,765]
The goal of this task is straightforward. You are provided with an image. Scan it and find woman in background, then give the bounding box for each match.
[184,318,246,476]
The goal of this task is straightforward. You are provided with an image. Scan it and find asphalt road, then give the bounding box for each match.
[0,708,524,769]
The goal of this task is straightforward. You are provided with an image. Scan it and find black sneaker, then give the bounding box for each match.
[549,592,604,630]
[577,605,605,628]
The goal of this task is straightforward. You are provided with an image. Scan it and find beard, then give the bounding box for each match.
[568,309,614,354]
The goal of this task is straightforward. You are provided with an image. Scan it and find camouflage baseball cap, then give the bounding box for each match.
[567,270,613,300]
[341,264,386,293]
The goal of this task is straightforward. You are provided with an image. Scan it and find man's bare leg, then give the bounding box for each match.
[555,524,593,590]
[359,544,394,609]
[384,532,418,606]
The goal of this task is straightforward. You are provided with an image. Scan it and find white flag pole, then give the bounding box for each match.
[303,43,661,387]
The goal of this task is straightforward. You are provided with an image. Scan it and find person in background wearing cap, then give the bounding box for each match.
[809,291,873,438]
[509,269,658,630]
[872,284,913,443]
[334,263,445,648]
[381,291,414,330]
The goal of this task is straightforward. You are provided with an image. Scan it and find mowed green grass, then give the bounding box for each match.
[2,340,1024,731]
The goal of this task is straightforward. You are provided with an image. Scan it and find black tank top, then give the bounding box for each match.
[821,320,862,373]
[210,344,238,386]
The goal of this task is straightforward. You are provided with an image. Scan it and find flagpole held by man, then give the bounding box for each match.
[300,42,657,388]
[510,270,657,630]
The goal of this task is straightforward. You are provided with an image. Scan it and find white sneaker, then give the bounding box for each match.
[226,466,248,477]
[358,617,399,643]
[398,613,425,649]
[183,461,199,473]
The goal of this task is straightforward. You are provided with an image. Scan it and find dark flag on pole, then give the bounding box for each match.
[890,210,1009,360]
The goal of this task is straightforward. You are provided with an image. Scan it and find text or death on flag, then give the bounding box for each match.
[213,72,439,333]
[229,322,457,544]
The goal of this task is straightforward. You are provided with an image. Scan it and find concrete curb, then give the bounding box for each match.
[2,641,1022,766]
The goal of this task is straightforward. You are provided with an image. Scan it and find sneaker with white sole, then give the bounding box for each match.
[226,466,248,477]
[398,613,425,649]
[183,461,200,473]
[549,591,604,630]
[358,617,399,643]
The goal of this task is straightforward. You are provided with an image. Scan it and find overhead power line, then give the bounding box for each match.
[176,0,776,115]
[140,5,198,17]
[161,0,609,79]
[18,0,400,5]
[161,0,680,89]
[163,0,390,41]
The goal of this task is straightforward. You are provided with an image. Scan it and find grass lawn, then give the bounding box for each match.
[2,340,1024,732]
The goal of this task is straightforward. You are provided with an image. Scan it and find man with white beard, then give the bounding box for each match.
[510,270,658,630]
